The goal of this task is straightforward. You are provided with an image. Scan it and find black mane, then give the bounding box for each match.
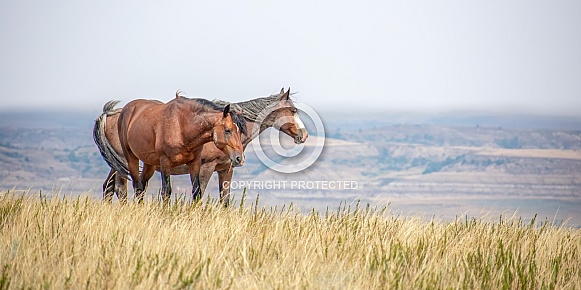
[230,111,247,135]
[181,97,247,135]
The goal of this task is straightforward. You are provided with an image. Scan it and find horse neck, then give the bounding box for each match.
[242,119,273,148]
[237,99,279,147]
[183,111,221,147]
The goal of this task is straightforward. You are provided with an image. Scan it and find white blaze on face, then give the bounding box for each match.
[294,113,306,130]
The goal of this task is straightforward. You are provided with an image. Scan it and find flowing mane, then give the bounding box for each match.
[213,93,288,123]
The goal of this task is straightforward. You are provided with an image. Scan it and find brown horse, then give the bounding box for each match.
[97,96,246,202]
[94,88,307,205]
[179,88,307,205]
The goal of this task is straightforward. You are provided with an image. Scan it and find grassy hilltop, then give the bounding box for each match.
[1,191,580,289]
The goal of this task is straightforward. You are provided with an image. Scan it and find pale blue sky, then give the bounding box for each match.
[1,1,580,115]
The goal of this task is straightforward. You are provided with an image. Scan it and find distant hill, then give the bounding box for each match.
[2,109,579,130]
[1,109,580,226]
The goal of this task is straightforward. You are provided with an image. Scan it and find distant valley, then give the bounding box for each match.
[1,110,580,226]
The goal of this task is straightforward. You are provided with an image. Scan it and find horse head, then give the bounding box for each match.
[269,88,309,144]
[212,104,246,167]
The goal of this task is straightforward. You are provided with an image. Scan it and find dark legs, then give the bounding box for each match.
[159,156,173,204]
[160,172,172,203]
[192,175,202,201]
[218,169,234,207]
[126,151,142,201]
[187,154,203,202]
[198,162,234,207]
[198,163,214,196]
[134,164,156,203]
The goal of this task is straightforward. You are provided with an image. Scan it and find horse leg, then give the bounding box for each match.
[187,156,203,202]
[159,156,173,204]
[103,169,115,203]
[135,164,156,203]
[115,172,128,205]
[125,151,143,202]
[160,172,172,204]
[218,168,234,207]
[198,162,215,198]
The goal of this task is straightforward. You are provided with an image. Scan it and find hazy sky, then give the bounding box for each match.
[1,1,580,115]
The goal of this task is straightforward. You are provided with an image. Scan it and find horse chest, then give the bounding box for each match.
[164,143,201,167]
[167,151,193,165]
[215,159,234,171]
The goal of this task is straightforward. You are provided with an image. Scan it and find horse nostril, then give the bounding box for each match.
[235,156,242,164]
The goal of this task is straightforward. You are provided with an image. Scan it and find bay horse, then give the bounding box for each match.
[96,96,246,203]
[94,88,307,205]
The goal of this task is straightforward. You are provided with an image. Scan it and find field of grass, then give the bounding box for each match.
[1,190,580,289]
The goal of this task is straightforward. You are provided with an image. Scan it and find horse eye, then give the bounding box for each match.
[225,129,232,134]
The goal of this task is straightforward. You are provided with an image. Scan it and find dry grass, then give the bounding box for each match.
[1,190,580,289]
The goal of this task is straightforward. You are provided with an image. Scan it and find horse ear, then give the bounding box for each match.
[280,88,290,101]
[280,88,285,94]
[223,104,230,118]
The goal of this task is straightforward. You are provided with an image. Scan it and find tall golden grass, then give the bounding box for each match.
[1,190,579,289]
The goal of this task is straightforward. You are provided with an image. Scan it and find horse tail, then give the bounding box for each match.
[93,100,130,178]
[103,100,122,116]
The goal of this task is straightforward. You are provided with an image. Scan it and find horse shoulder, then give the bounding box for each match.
[158,114,185,147]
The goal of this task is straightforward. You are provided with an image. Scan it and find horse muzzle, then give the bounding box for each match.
[294,129,309,144]
[231,153,244,167]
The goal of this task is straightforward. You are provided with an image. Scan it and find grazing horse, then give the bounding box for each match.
[97,96,246,203]
[94,88,307,205]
